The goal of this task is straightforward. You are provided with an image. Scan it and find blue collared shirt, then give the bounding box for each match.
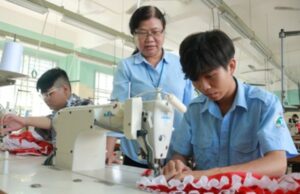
[111,51,193,164]
[173,79,298,170]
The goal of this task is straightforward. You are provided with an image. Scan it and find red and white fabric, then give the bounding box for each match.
[2,130,53,156]
[137,172,300,193]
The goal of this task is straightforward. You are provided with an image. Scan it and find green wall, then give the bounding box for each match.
[273,89,300,105]
[1,21,299,105]
[0,21,118,92]
[79,60,114,89]
[287,89,300,105]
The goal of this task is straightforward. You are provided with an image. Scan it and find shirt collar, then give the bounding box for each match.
[196,77,248,114]
[66,93,80,107]
[133,49,169,66]
[234,78,248,110]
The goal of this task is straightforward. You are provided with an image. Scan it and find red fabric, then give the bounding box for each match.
[10,148,42,156]
[9,130,37,143]
[8,130,53,156]
[296,123,300,133]
[141,169,153,177]
[137,172,300,193]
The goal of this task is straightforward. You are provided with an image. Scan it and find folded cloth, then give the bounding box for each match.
[137,172,300,193]
[2,130,53,156]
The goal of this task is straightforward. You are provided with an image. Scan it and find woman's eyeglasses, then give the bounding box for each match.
[134,29,164,39]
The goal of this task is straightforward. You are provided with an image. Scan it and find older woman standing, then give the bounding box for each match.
[106,6,193,168]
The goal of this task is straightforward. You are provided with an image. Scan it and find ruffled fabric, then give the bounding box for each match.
[2,130,53,156]
[137,172,300,193]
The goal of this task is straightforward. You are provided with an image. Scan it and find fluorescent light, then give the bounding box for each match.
[6,0,48,14]
[201,0,217,9]
[61,15,115,40]
[221,12,254,39]
[250,40,272,59]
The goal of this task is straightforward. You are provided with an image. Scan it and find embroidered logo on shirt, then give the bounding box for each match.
[275,114,284,128]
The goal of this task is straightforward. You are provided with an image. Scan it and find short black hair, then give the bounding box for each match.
[179,30,235,81]
[36,68,71,93]
[129,5,166,35]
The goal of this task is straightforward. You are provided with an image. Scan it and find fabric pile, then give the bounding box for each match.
[2,130,53,156]
[137,172,300,193]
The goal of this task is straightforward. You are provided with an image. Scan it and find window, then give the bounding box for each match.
[94,72,113,105]
[0,54,56,116]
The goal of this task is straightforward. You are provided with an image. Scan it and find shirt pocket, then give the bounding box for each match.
[231,138,259,164]
[191,135,216,170]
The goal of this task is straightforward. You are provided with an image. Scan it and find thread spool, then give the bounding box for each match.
[165,94,187,113]
[0,41,23,73]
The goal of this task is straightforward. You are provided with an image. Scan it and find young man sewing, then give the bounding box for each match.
[1,68,92,161]
[163,30,298,180]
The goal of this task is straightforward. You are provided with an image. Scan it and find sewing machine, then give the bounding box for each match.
[53,91,185,176]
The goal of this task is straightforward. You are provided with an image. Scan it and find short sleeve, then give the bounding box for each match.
[258,96,298,157]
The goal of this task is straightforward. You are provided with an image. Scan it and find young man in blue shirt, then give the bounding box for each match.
[163,30,297,180]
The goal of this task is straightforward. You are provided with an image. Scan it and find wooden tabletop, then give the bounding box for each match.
[292,135,300,141]
[288,155,300,163]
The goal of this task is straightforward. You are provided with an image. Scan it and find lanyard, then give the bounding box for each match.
[146,61,165,88]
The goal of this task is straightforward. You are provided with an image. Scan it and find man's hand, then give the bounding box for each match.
[105,136,122,165]
[163,160,222,181]
[162,159,191,180]
[168,168,220,181]
[105,151,122,165]
[0,114,26,133]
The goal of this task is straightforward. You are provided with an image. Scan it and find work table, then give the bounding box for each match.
[0,152,147,194]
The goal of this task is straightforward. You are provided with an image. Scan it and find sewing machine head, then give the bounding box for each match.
[53,91,176,176]
[124,95,174,176]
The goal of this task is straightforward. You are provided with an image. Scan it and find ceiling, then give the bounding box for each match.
[1,0,300,94]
